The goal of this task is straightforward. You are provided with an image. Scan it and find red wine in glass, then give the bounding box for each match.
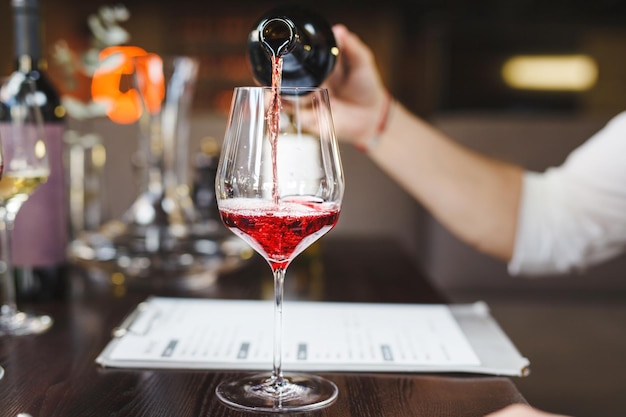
[214,86,344,412]
[219,198,340,270]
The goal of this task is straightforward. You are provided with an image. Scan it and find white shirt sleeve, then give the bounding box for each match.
[509,111,626,276]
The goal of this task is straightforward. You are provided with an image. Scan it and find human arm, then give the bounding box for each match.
[325,24,523,261]
[485,404,572,417]
[508,111,626,275]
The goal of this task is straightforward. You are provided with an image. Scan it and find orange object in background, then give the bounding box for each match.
[91,46,165,124]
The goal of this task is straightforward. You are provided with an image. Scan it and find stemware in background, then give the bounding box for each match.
[69,53,249,289]
[215,86,344,412]
[107,54,202,274]
[0,71,52,336]
[0,126,3,379]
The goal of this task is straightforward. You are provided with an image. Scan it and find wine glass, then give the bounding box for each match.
[215,86,344,412]
[0,138,2,379]
[0,71,53,336]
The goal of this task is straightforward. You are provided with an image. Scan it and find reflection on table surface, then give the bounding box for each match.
[0,237,526,417]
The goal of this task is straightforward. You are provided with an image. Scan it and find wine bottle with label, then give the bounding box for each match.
[248,5,338,88]
[8,0,69,301]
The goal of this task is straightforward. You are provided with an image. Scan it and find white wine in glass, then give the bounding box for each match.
[215,86,344,412]
[0,71,53,336]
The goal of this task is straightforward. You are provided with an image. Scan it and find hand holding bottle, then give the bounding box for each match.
[322,24,392,149]
[485,404,572,417]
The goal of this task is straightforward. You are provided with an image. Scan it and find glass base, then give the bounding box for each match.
[216,372,338,413]
[0,365,4,379]
[68,225,252,291]
[0,311,53,336]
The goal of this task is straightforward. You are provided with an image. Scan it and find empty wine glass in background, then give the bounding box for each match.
[0,71,53,336]
[215,86,344,412]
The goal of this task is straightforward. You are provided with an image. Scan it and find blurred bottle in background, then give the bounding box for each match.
[9,0,69,301]
[192,137,221,231]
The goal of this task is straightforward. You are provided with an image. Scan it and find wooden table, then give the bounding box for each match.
[0,238,526,416]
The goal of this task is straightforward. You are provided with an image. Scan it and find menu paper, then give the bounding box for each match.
[96,297,530,377]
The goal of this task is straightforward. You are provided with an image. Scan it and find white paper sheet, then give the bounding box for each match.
[96,297,530,376]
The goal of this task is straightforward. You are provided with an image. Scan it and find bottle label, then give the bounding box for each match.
[12,124,68,267]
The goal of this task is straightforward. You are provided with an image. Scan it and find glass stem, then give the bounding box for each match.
[0,211,17,318]
[272,266,286,387]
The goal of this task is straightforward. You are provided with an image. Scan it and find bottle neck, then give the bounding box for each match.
[17,54,35,73]
[9,0,64,123]
[248,6,337,88]
[12,0,43,69]
[259,17,298,58]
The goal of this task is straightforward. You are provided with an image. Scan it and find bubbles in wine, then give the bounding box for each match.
[219,197,335,216]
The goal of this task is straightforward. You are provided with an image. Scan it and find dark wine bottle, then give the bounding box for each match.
[9,0,69,301]
[248,5,338,88]
[192,138,221,226]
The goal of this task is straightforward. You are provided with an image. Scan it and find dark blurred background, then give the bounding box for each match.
[2,0,626,117]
